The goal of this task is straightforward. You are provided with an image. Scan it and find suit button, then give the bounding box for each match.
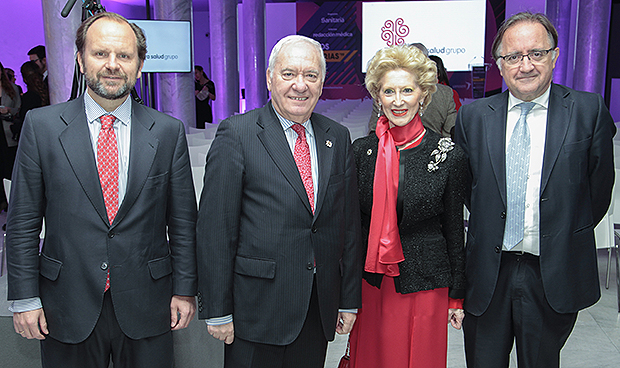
[306,262,314,270]
[500,212,506,219]
[311,226,317,233]
[101,262,109,270]
[494,246,501,253]
[108,232,115,238]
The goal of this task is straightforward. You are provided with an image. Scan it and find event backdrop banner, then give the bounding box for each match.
[361,0,486,72]
[297,2,368,100]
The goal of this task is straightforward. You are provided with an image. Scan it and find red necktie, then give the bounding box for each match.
[98,114,118,292]
[291,124,314,213]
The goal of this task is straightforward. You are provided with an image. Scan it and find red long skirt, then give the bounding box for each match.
[348,278,450,368]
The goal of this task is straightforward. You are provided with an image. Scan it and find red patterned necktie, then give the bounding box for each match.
[97,114,119,292]
[291,124,314,213]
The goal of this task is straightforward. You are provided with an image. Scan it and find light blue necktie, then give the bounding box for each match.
[504,102,535,250]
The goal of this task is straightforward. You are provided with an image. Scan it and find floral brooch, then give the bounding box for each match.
[428,138,454,172]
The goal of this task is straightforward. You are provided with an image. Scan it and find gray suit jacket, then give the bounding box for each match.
[196,101,362,345]
[7,95,197,343]
[455,84,615,315]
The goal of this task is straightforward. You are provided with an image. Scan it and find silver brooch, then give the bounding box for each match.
[427,138,454,172]
[367,149,372,156]
[326,140,332,148]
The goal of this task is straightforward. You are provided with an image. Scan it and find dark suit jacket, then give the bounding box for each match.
[196,101,362,345]
[353,131,467,298]
[6,95,197,343]
[454,83,616,316]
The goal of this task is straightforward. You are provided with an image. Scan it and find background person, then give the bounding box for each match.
[194,65,216,128]
[27,45,47,85]
[19,60,50,123]
[0,61,21,213]
[349,45,466,368]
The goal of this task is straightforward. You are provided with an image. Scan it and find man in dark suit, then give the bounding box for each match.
[455,12,615,368]
[28,45,48,86]
[7,12,197,368]
[196,35,362,368]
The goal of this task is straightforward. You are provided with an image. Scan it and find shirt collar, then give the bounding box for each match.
[508,84,551,111]
[273,109,314,138]
[84,91,132,126]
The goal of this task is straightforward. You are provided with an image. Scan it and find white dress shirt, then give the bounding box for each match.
[503,86,551,255]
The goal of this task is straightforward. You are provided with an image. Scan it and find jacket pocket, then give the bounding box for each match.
[143,172,169,189]
[39,253,62,281]
[148,254,173,280]
[234,256,276,279]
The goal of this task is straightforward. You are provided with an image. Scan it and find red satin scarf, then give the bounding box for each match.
[365,114,425,276]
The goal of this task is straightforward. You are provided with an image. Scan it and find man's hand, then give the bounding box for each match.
[14,308,48,340]
[335,312,356,334]
[448,308,465,330]
[208,322,235,344]
[170,295,196,330]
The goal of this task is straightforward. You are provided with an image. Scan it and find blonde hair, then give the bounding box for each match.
[365,45,437,110]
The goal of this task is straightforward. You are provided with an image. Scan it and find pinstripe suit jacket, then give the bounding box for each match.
[196,101,362,345]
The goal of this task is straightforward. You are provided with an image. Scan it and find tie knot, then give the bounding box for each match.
[519,102,535,116]
[291,123,306,138]
[100,115,116,130]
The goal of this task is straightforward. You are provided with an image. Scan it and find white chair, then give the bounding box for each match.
[191,166,206,205]
[187,127,205,135]
[188,137,213,147]
[189,144,211,168]
[186,132,208,145]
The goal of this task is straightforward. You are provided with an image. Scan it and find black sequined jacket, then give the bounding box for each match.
[352,129,466,299]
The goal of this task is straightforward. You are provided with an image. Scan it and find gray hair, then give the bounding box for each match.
[267,35,326,82]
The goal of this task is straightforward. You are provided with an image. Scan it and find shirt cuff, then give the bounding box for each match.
[448,298,464,310]
[206,314,233,326]
[9,297,43,313]
[339,309,358,314]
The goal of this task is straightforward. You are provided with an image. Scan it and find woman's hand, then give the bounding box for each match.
[448,308,465,330]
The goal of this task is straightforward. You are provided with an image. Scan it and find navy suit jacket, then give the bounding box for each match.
[7,95,197,343]
[196,102,362,345]
[455,84,615,315]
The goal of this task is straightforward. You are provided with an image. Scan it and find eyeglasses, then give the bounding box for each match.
[498,48,555,66]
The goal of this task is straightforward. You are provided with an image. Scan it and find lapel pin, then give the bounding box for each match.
[326,140,332,148]
[367,149,372,155]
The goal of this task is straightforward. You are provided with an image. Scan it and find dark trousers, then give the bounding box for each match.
[463,252,578,368]
[224,280,328,368]
[40,291,173,368]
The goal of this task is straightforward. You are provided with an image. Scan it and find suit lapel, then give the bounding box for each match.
[58,96,110,225]
[113,102,158,226]
[311,114,335,219]
[486,92,509,206]
[540,84,571,193]
[256,103,314,214]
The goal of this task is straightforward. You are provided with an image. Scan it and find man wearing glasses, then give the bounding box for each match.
[455,12,615,368]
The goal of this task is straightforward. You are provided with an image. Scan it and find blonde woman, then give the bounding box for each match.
[348,45,466,368]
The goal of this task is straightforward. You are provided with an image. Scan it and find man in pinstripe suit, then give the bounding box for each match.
[196,35,362,368]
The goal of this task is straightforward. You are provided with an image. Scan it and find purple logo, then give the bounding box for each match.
[381,18,410,46]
